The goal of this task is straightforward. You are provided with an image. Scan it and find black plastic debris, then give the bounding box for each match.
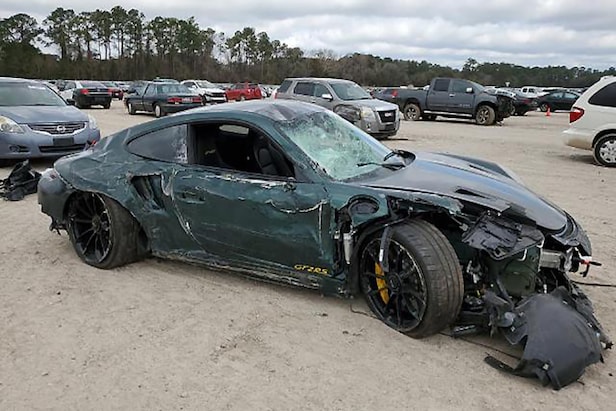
[485,286,611,390]
[0,160,41,201]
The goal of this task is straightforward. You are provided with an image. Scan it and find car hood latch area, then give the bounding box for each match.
[485,286,612,389]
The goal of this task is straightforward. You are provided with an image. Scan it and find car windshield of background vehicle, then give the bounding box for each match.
[196,81,216,88]
[81,81,106,88]
[470,81,485,92]
[329,82,372,101]
[276,110,391,180]
[0,82,67,106]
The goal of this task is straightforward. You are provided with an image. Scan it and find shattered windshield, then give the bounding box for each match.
[276,110,392,180]
[330,82,373,101]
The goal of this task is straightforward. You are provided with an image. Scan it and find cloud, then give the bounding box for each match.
[3,0,616,68]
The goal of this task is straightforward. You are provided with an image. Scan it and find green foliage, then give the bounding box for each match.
[1,9,614,88]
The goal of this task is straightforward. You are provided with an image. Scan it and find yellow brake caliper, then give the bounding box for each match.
[375,263,389,304]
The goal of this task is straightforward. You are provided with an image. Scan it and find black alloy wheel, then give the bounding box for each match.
[67,192,112,265]
[360,238,428,332]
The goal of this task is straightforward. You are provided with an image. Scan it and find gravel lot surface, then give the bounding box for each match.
[1,101,615,410]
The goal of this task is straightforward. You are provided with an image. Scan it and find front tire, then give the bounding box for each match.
[66,192,145,269]
[127,102,136,115]
[475,105,496,125]
[593,134,616,167]
[539,103,550,112]
[403,103,421,121]
[359,220,463,338]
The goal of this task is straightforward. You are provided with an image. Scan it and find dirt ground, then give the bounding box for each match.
[1,102,615,410]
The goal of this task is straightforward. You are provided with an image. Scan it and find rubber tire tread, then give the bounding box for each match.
[593,134,616,167]
[389,220,463,338]
[476,105,496,125]
[69,194,143,269]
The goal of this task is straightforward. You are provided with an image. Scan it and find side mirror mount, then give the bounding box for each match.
[321,93,333,101]
[465,87,474,94]
[66,99,75,106]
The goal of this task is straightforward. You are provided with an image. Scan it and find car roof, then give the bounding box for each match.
[179,100,326,121]
[283,77,354,84]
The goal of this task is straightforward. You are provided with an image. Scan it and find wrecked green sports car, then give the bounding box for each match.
[38,100,610,389]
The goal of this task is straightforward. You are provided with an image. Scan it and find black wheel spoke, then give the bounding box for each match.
[401,292,421,319]
[83,231,96,252]
[76,227,94,240]
[395,294,403,326]
[69,193,113,264]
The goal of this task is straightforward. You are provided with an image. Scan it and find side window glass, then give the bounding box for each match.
[278,80,292,93]
[314,84,329,98]
[433,79,450,92]
[144,86,156,96]
[192,123,295,178]
[589,83,616,108]
[451,80,468,93]
[294,82,314,96]
[128,125,188,164]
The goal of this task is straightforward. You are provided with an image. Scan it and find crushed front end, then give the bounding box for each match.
[448,211,611,389]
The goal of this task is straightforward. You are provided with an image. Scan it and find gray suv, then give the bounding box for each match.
[276,77,400,138]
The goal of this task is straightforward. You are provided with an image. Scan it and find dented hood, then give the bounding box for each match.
[361,152,567,231]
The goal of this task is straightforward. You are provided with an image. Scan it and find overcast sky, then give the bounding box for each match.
[3,0,616,69]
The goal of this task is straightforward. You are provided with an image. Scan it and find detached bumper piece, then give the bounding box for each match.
[0,160,41,201]
[485,286,611,390]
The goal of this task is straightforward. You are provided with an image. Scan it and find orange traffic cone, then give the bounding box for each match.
[546,106,551,117]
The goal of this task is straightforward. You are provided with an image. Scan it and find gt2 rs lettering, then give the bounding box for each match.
[294,264,329,275]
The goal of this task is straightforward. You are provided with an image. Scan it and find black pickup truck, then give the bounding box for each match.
[391,78,514,125]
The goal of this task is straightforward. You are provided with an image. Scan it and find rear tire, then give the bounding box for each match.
[539,103,550,112]
[403,103,421,121]
[593,134,616,167]
[66,192,146,269]
[359,220,464,338]
[154,104,164,118]
[103,102,111,109]
[475,105,496,125]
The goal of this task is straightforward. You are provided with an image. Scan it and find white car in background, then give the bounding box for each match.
[180,80,227,104]
[563,76,616,166]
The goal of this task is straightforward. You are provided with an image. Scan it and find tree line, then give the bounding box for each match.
[1,6,615,87]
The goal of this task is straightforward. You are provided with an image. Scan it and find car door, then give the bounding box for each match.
[312,83,336,110]
[426,78,450,112]
[448,79,475,114]
[548,92,562,110]
[292,82,315,104]
[562,92,579,110]
[170,122,335,275]
[141,84,157,112]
